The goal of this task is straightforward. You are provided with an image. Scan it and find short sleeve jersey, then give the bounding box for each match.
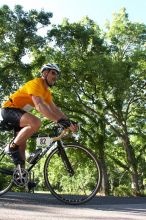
[2,78,52,111]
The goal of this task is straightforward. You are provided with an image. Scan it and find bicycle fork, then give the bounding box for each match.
[57,141,74,176]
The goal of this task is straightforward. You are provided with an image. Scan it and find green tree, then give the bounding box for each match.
[45,17,110,195]
[43,10,146,195]
[0,4,52,101]
[0,5,145,196]
[102,8,146,195]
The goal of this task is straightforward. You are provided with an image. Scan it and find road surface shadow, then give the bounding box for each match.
[0,192,146,215]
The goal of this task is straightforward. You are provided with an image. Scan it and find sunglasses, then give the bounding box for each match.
[47,70,58,76]
[52,71,58,75]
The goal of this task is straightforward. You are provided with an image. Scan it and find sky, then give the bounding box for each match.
[0,0,146,27]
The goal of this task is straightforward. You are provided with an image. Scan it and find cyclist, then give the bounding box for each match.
[1,63,78,166]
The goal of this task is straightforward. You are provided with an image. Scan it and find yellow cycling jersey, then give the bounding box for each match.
[2,78,52,111]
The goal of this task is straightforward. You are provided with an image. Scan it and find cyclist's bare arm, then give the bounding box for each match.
[48,100,68,119]
[32,96,67,122]
[48,101,78,132]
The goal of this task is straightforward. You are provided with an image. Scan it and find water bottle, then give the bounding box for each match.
[27,148,42,164]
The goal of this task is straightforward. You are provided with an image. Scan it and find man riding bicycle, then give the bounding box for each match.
[0,63,78,166]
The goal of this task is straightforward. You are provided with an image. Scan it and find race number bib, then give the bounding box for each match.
[36,137,53,147]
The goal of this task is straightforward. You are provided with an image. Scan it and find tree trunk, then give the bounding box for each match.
[122,135,140,195]
[97,119,110,195]
[100,158,110,195]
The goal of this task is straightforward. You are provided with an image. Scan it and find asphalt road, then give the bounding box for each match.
[0,192,146,220]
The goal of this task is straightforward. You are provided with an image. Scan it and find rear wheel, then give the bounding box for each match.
[44,143,102,204]
[0,140,14,196]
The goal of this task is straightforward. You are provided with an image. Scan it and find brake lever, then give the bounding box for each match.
[52,129,68,142]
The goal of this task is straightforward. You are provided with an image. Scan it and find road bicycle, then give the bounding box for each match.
[0,124,102,205]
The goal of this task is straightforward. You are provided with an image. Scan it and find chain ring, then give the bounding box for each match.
[13,168,29,187]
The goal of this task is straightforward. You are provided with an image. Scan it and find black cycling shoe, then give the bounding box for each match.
[7,143,24,165]
[10,149,24,165]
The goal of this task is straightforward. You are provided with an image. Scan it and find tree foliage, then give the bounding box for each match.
[0,6,146,196]
[0,4,52,99]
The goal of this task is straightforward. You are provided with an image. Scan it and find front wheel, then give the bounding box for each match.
[44,143,102,204]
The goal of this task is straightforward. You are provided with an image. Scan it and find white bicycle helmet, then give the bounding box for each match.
[41,63,60,74]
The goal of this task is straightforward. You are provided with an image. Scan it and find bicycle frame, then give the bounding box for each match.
[0,129,70,176]
[27,138,74,176]
[27,139,57,172]
[0,128,102,204]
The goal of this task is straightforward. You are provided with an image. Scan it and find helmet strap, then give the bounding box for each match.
[42,71,52,87]
[45,77,52,87]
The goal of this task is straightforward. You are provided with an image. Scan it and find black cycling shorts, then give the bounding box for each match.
[1,108,26,132]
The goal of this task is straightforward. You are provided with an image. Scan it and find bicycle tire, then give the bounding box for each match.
[0,142,14,196]
[44,143,102,205]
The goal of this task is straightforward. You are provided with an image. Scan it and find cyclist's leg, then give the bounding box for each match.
[12,113,41,165]
[14,112,41,146]
[1,108,41,164]
[16,139,26,162]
